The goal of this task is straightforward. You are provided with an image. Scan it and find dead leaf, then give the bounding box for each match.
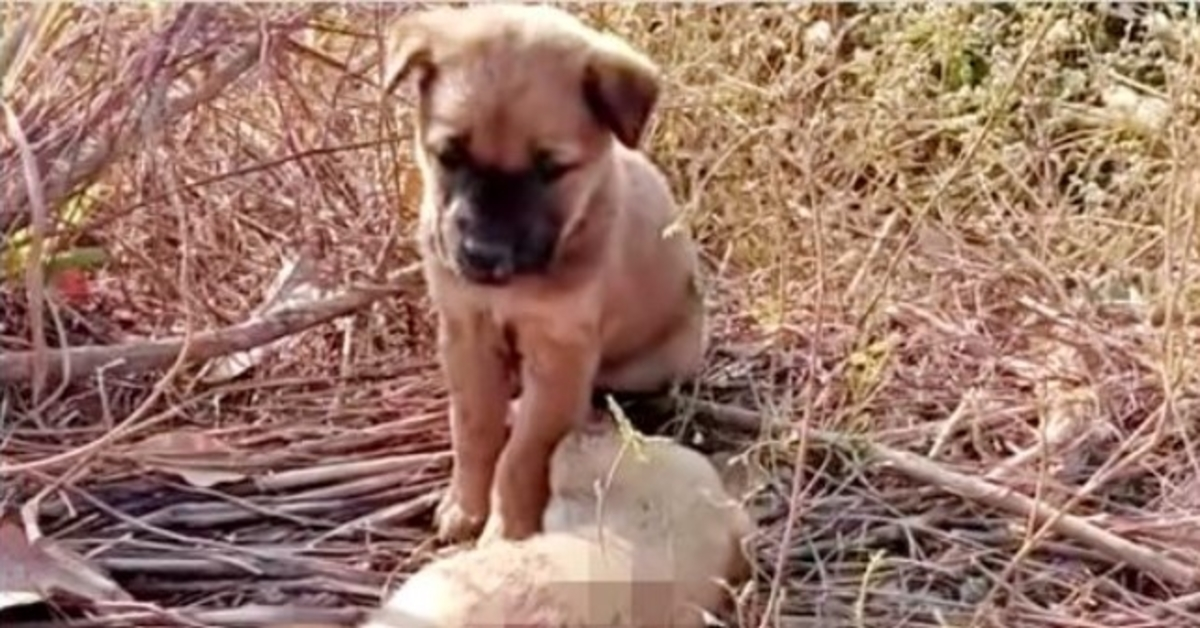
[125,430,248,488]
[1036,340,1097,449]
[709,450,777,524]
[162,466,248,489]
[0,518,131,609]
[131,430,234,455]
[1099,84,1171,136]
[1164,474,1200,511]
[0,590,42,612]
[1,520,47,604]
[991,339,1102,480]
[199,253,334,383]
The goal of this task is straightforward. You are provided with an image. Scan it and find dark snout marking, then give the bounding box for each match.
[458,234,516,281]
[439,146,564,284]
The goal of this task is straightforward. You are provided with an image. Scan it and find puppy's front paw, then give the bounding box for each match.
[435,490,486,543]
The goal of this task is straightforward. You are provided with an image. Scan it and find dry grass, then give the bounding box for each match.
[3,3,1200,627]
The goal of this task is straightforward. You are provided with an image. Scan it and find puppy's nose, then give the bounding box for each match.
[460,237,514,279]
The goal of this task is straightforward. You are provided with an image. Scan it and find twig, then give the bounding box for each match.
[9,605,362,628]
[686,399,1199,588]
[0,264,421,386]
[689,398,782,434]
[0,269,420,477]
[926,388,979,460]
[868,439,1200,589]
[308,491,440,545]
[179,604,362,627]
[1162,590,1200,614]
[255,447,444,492]
[3,101,50,405]
[855,13,1053,330]
[176,605,360,628]
[28,291,75,420]
[0,31,267,232]
[0,15,32,90]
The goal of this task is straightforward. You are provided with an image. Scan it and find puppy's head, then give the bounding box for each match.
[383,5,661,285]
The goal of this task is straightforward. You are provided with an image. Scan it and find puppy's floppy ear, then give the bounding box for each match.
[381,12,435,95]
[582,35,661,148]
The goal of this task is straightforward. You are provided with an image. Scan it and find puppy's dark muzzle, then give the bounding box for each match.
[444,169,561,284]
[457,236,517,284]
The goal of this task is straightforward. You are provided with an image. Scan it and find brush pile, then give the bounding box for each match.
[2,4,1199,627]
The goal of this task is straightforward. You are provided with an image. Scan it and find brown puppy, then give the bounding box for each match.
[358,416,755,628]
[382,4,706,543]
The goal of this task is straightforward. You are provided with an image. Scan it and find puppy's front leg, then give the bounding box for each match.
[488,325,599,542]
[435,313,511,543]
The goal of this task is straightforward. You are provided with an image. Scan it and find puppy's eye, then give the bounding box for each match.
[532,149,572,182]
[435,137,469,171]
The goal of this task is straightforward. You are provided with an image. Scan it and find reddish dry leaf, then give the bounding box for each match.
[146,465,247,489]
[0,518,131,609]
[0,521,43,611]
[125,430,248,488]
[130,430,238,457]
[50,268,92,306]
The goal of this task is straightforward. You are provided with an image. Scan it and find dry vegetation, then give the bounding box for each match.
[2,3,1200,627]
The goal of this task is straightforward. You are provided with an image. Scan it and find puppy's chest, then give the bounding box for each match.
[472,281,603,342]
[456,284,603,385]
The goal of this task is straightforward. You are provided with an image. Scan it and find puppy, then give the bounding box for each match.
[382,4,707,543]
[358,416,755,628]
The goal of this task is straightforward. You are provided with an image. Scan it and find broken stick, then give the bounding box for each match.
[0,265,420,386]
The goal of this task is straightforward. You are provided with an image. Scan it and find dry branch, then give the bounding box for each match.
[0,19,267,233]
[696,399,1200,589]
[3,101,51,402]
[8,605,362,628]
[0,266,420,385]
[868,438,1200,589]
